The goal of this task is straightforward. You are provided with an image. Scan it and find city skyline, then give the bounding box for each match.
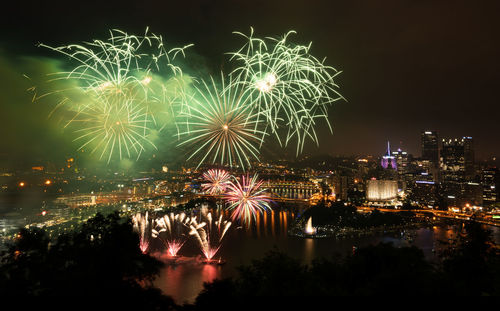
[1,130,497,171]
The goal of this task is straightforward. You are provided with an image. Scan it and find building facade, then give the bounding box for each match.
[366,179,398,201]
[421,131,439,168]
[482,168,498,206]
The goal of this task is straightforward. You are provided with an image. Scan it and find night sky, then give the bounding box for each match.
[1,0,499,168]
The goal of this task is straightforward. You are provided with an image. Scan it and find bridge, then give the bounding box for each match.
[262,180,322,203]
[356,206,500,227]
[197,180,322,204]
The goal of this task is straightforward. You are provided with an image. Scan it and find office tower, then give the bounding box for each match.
[441,138,466,182]
[482,168,498,206]
[412,180,437,206]
[393,148,409,176]
[392,148,410,190]
[421,131,439,168]
[463,136,475,180]
[441,137,475,182]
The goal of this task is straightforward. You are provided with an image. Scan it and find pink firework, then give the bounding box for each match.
[188,211,232,261]
[132,212,152,254]
[153,213,189,257]
[225,174,272,226]
[201,169,231,195]
[165,240,186,257]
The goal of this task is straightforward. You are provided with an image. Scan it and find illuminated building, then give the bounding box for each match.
[419,131,439,182]
[393,149,409,175]
[54,194,97,207]
[330,175,349,201]
[440,136,475,182]
[421,131,439,168]
[442,181,483,208]
[392,148,410,189]
[356,158,370,176]
[381,141,397,170]
[411,180,437,206]
[366,179,398,201]
[441,138,466,182]
[482,168,498,206]
[441,138,478,207]
[462,182,483,207]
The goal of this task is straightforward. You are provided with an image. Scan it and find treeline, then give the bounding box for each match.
[0,212,174,307]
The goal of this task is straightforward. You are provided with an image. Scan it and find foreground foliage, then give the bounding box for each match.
[1,213,498,308]
[0,212,174,307]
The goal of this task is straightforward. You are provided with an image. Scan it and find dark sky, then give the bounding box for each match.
[1,0,499,167]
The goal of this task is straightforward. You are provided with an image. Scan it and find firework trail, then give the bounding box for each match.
[132,212,153,254]
[228,28,344,155]
[225,174,272,226]
[175,73,267,170]
[29,27,342,169]
[201,169,232,195]
[35,28,192,162]
[188,211,232,261]
[153,212,190,257]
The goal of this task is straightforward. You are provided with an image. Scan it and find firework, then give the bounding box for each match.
[228,28,344,155]
[175,74,267,170]
[201,169,232,195]
[132,212,153,253]
[67,93,158,161]
[188,211,232,261]
[35,28,192,162]
[225,174,272,226]
[153,212,189,257]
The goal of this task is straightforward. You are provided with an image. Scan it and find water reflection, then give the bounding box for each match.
[153,209,500,304]
[304,238,315,265]
[255,212,260,238]
[271,210,275,237]
[155,258,222,305]
[201,264,218,284]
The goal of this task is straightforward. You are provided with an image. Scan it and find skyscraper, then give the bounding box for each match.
[381,141,397,170]
[441,138,466,182]
[463,136,475,180]
[392,148,409,189]
[421,131,439,168]
[441,137,475,182]
[482,168,498,206]
[421,131,440,182]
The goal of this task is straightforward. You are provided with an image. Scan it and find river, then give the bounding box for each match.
[149,208,500,304]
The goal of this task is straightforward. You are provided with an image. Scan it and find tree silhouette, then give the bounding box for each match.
[0,212,176,307]
[440,222,500,295]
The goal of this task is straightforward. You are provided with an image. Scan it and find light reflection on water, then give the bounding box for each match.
[153,209,500,304]
[155,260,221,305]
